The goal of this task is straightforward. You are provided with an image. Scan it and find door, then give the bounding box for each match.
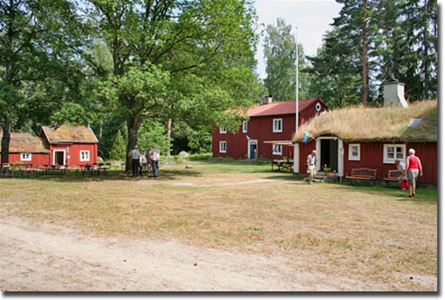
[319,139,338,172]
[54,151,65,166]
[248,140,257,160]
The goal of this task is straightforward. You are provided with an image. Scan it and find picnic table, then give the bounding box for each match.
[271,159,294,172]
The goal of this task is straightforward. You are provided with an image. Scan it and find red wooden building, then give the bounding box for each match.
[212,97,327,160]
[0,132,50,167]
[292,99,437,184]
[0,124,99,168]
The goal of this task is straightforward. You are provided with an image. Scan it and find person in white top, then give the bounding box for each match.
[139,151,147,176]
[149,147,160,178]
[306,150,317,184]
[128,145,141,177]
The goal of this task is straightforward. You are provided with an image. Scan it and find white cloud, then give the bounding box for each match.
[254,0,342,79]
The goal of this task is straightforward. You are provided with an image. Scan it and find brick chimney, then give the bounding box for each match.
[263,95,273,105]
[383,81,408,108]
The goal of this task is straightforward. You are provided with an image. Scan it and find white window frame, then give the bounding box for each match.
[272,118,283,133]
[383,144,406,164]
[219,141,227,153]
[348,143,361,161]
[80,150,90,162]
[219,127,227,134]
[242,121,248,133]
[20,153,32,161]
[272,144,283,155]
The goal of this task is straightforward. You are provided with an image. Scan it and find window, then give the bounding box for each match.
[242,121,248,133]
[219,127,227,134]
[219,141,227,153]
[272,118,283,133]
[383,144,406,164]
[348,144,360,161]
[20,153,32,161]
[272,144,283,155]
[80,150,90,162]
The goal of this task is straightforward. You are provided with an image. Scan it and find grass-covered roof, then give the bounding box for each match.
[292,100,437,143]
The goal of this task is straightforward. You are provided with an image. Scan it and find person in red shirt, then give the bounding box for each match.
[405,148,423,197]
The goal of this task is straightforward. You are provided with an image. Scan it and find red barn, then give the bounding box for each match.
[212,97,327,160]
[0,124,99,168]
[292,100,437,184]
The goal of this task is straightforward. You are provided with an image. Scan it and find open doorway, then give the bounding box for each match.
[53,150,65,166]
[320,139,338,171]
[248,140,257,160]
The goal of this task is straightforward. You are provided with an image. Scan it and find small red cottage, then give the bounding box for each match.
[0,124,99,168]
[0,132,50,167]
[40,124,99,167]
[292,90,437,184]
[212,97,327,160]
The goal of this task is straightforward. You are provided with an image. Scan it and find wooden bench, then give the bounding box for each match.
[383,170,402,182]
[345,168,377,181]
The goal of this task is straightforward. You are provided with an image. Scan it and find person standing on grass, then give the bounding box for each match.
[129,145,141,177]
[395,159,408,190]
[306,150,317,184]
[149,147,160,178]
[139,151,147,176]
[405,148,423,197]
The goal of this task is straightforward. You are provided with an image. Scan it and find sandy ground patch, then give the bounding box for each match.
[0,217,396,292]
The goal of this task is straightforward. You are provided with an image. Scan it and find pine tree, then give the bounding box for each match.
[109,129,126,162]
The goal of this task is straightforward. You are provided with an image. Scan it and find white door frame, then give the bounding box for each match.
[315,137,344,176]
[293,144,299,173]
[53,149,66,166]
[247,139,258,160]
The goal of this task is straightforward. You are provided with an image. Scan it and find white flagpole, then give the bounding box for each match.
[293,26,300,173]
[295,27,299,132]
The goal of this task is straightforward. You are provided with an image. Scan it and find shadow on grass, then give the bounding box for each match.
[0,168,203,183]
[331,182,437,203]
[265,173,302,181]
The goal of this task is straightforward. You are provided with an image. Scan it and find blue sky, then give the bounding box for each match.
[254,0,342,79]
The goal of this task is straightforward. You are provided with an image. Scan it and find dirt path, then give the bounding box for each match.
[0,217,390,292]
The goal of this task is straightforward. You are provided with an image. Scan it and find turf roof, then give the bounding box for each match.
[292,100,437,143]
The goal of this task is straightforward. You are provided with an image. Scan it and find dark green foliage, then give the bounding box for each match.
[307,0,438,108]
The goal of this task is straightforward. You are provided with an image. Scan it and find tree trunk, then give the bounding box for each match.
[166,118,172,156]
[125,115,139,172]
[361,0,369,105]
[1,120,11,167]
[423,0,429,98]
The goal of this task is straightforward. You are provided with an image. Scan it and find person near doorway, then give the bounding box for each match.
[139,151,148,176]
[405,148,423,197]
[395,159,408,190]
[129,145,141,177]
[149,147,160,178]
[306,150,317,184]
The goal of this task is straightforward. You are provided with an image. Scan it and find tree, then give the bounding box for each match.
[309,0,438,106]
[0,0,83,166]
[81,0,260,170]
[109,127,126,161]
[263,18,312,100]
[307,28,362,108]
